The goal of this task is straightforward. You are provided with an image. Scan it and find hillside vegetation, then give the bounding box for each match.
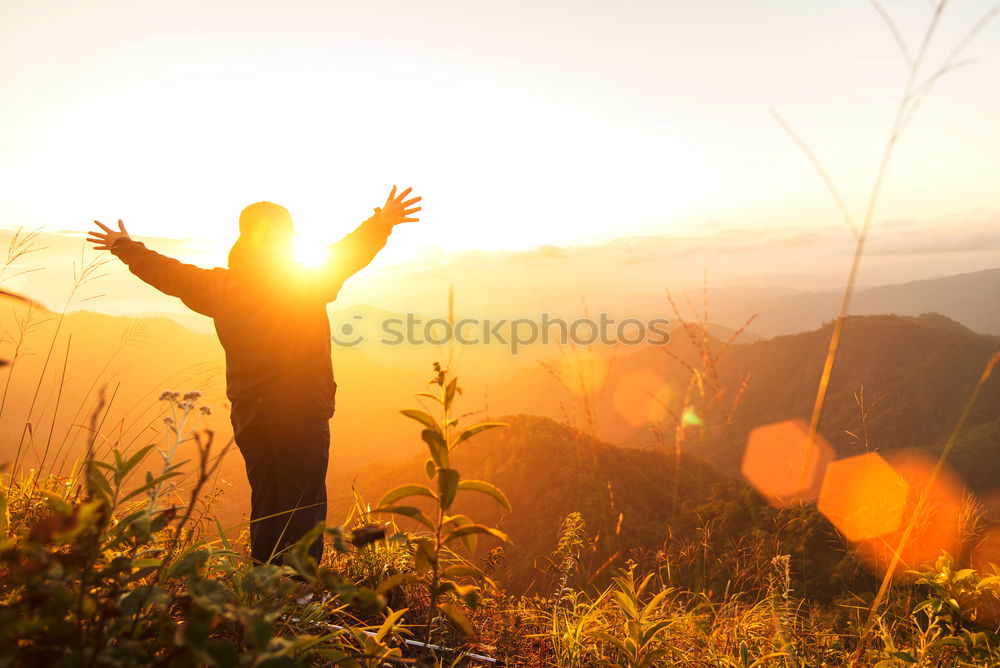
[4,284,1000,664]
[4,359,1000,666]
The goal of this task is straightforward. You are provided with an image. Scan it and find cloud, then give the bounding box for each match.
[5,208,999,321]
[417,210,1000,273]
[400,224,853,276]
[864,214,1000,255]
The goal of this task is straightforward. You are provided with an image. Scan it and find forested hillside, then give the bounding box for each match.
[488,313,1000,484]
[335,414,870,601]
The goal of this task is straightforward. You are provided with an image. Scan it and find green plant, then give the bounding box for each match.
[0,388,402,666]
[589,562,675,668]
[870,554,1000,666]
[541,583,613,666]
[372,362,509,647]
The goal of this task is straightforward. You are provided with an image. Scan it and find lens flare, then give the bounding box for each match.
[740,419,835,507]
[611,367,673,427]
[818,452,908,543]
[558,350,609,398]
[819,450,966,576]
[859,451,965,575]
[293,236,330,267]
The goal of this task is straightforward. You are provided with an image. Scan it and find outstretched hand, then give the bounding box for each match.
[87,220,131,250]
[373,186,421,227]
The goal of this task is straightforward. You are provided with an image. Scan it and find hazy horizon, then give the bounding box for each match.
[3,0,1000,318]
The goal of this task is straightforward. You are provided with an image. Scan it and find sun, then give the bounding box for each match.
[293,235,330,267]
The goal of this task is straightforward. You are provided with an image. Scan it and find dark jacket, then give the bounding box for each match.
[110,216,391,430]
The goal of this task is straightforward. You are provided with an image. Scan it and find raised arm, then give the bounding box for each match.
[88,220,225,317]
[318,186,421,302]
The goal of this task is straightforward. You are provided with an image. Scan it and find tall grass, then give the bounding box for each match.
[4,284,1000,664]
[5,244,110,495]
[0,2,998,664]
[769,1,1000,662]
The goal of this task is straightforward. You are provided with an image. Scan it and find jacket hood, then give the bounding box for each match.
[228,201,295,272]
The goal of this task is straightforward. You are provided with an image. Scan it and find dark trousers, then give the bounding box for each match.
[233,418,330,565]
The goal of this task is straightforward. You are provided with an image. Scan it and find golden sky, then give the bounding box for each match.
[1,0,998,297]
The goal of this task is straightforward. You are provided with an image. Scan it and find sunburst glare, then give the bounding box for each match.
[293,235,329,267]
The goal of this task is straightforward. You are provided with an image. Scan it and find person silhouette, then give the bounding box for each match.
[88,186,421,566]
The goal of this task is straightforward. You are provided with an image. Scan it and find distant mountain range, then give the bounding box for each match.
[709,267,1000,337]
[3,268,998,585]
[334,312,1000,593]
[485,312,1000,480]
[4,273,998,480]
[540,267,1000,339]
[119,266,1000,341]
